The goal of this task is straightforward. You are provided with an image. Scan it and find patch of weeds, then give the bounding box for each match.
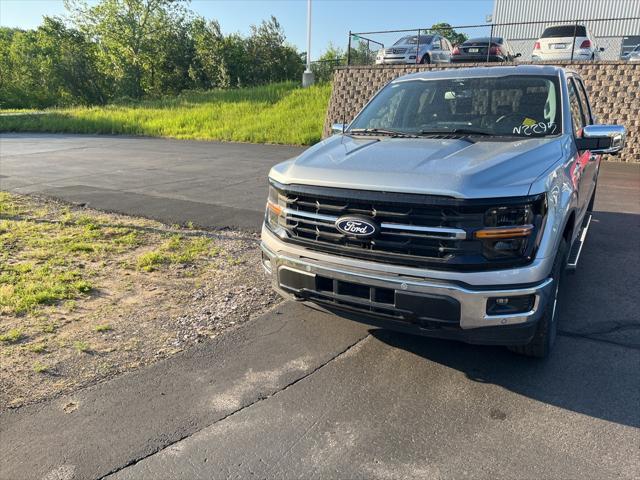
[66,242,95,253]
[64,300,77,312]
[0,261,93,314]
[27,342,47,354]
[0,328,25,344]
[33,361,49,373]
[136,235,219,272]
[73,280,92,293]
[41,323,57,333]
[226,255,244,266]
[94,324,112,332]
[73,341,91,353]
[186,221,195,229]
[76,215,100,230]
[113,230,140,247]
[137,251,170,272]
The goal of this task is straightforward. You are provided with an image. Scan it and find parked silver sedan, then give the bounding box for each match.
[375,34,452,64]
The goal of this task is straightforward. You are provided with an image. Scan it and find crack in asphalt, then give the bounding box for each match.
[98,333,371,479]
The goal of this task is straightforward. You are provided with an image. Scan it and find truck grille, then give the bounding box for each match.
[274,183,493,269]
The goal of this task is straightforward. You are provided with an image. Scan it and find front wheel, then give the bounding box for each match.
[508,239,568,358]
[420,54,431,64]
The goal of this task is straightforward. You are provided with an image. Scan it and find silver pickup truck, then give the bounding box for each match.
[261,65,626,357]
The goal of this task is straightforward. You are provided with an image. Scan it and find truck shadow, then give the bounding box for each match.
[371,210,640,428]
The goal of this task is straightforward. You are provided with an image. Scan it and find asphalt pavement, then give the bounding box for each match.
[0,134,639,480]
[0,134,304,230]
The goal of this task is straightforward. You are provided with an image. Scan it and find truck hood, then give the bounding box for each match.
[270,134,564,199]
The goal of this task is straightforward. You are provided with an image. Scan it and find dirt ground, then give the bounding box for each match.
[0,193,280,410]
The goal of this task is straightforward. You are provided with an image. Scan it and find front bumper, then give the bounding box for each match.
[531,51,593,61]
[261,227,555,346]
[375,55,417,65]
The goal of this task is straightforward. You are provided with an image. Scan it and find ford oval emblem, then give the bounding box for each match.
[335,216,379,238]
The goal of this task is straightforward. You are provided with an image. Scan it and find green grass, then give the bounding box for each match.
[33,361,49,373]
[27,342,47,353]
[0,82,332,145]
[0,328,25,344]
[136,235,218,272]
[94,324,112,332]
[73,341,91,353]
[0,192,143,314]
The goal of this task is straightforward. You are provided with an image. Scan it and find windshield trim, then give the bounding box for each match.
[347,74,565,139]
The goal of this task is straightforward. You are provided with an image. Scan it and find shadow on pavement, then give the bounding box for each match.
[371,210,640,429]
[371,328,639,428]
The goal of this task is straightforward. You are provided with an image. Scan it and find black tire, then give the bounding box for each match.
[420,54,431,64]
[508,239,568,358]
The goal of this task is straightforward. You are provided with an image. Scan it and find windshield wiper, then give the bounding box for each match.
[348,128,418,138]
[419,128,493,136]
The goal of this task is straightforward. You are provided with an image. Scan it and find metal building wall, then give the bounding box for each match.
[492,0,640,60]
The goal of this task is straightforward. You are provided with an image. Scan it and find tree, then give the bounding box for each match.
[245,16,303,85]
[312,43,345,83]
[0,0,307,108]
[189,17,227,89]
[65,0,190,98]
[0,19,104,108]
[348,36,377,65]
[429,23,468,47]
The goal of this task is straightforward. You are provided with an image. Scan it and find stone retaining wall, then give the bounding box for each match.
[322,62,639,162]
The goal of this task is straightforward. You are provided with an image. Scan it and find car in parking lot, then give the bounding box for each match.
[623,44,640,62]
[451,36,520,63]
[532,24,603,61]
[375,34,452,64]
[261,65,626,358]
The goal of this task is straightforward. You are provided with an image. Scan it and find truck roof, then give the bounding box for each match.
[392,65,567,83]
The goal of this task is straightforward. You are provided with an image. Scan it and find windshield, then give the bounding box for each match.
[349,75,562,138]
[394,35,433,46]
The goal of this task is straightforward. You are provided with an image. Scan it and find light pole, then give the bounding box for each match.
[302,0,315,87]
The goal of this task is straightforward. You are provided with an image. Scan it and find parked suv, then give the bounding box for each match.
[261,66,626,357]
[376,34,452,64]
[532,24,603,61]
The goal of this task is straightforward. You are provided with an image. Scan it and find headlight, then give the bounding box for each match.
[265,182,287,235]
[474,197,546,260]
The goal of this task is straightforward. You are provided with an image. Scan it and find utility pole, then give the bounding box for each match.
[302,0,315,87]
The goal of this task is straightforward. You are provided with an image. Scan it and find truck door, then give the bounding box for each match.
[567,77,592,212]
[575,77,599,204]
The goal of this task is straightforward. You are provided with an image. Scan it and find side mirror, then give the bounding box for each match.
[599,47,605,52]
[331,123,345,134]
[576,125,626,154]
[515,52,522,58]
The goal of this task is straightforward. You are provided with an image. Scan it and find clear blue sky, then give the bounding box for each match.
[0,0,494,58]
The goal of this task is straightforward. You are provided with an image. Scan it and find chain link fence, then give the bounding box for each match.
[346,17,640,66]
[310,58,346,83]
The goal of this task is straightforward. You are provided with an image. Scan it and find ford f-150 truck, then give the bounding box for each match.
[261,65,626,357]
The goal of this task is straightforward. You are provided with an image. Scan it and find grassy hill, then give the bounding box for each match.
[0,82,332,146]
